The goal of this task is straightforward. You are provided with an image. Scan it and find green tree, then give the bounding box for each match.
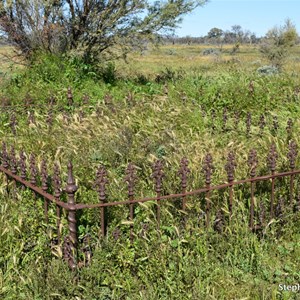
[206,27,224,49]
[0,0,208,63]
[260,19,298,70]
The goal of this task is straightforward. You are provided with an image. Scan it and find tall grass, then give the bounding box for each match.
[0,44,300,299]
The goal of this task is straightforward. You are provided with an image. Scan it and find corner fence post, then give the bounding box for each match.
[65,161,78,267]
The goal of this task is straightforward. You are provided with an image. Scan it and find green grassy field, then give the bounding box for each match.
[0,44,300,299]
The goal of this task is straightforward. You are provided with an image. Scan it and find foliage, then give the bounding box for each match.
[202,48,220,56]
[260,19,299,70]
[0,0,208,63]
[0,42,300,299]
[257,65,279,76]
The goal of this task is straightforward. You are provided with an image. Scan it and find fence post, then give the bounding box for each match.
[151,160,164,230]
[95,165,108,238]
[202,153,214,228]
[267,144,277,218]
[29,153,38,199]
[19,150,27,190]
[65,161,78,266]
[248,149,258,230]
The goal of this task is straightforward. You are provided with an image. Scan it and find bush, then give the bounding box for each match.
[257,65,279,75]
[202,48,220,56]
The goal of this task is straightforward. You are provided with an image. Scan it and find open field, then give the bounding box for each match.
[116,44,300,77]
[1,44,300,299]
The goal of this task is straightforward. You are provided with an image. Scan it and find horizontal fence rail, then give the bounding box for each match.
[0,139,299,269]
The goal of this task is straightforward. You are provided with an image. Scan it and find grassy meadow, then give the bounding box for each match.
[0,43,300,299]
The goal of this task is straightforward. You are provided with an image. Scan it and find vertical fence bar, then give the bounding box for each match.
[53,163,62,243]
[151,160,164,230]
[248,149,258,230]
[65,161,78,267]
[41,159,49,224]
[177,157,190,226]
[225,151,236,218]
[94,165,108,238]
[202,154,214,228]
[19,150,27,190]
[287,140,298,207]
[259,114,266,137]
[267,144,278,218]
[124,163,137,242]
[29,153,38,199]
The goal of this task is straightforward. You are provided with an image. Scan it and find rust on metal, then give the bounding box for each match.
[247,149,258,230]
[63,235,76,270]
[19,150,27,183]
[286,118,293,137]
[246,112,251,137]
[177,157,190,211]
[94,165,109,237]
[29,153,38,186]
[222,107,228,132]
[0,165,68,208]
[75,169,300,210]
[10,146,17,175]
[67,87,73,107]
[267,143,277,217]
[259,114,266,136]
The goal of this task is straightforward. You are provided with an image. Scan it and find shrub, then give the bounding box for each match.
[202,48,220,56]
[257,65,279,75]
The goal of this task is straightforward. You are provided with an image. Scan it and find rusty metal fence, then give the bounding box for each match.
[1,140,300,268]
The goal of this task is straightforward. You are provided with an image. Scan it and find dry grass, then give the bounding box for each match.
[116,43,300,78]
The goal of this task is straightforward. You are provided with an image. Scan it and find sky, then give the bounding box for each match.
[174,0,300,37]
